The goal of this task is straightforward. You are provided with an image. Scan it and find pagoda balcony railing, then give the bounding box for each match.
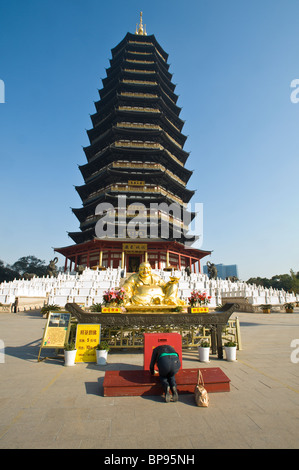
[117,105,160,113]
[112,161,159,169]
[126,59,155,65]
[128,40,154,47]
[124,58,171,79]
[124,68,156,74]
[122,79,157,86]
[117,100,181,129]
[127,50,152,56]
[87,141,184,170]
[127,41,167,62]
[81,210,188,230]
[85,161,186,188]
[82,211,188,228]
[120,92,158,98]
[116,121,160,130]
[113,140,184,167]
[119,86,179,115]
[111,161,186,186]
[114,140,161,149]
[127,50,168,71]
[122,78,177,107]
[111,184,185,206]
[86,183,186,207]
[116,122,183,149]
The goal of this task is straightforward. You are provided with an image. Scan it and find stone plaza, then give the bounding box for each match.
[1,307,299,449]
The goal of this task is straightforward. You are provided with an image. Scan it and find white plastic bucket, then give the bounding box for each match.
[224,346,237,362]
[198,346,210,363]
[96,349,108,365]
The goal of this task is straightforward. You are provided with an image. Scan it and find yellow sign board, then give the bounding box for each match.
[101,307,122,313]
[128,180,145,186]
[122,243,147,253]
[190,307,209,313]
[38,312,71,361]
[75,324,101,363]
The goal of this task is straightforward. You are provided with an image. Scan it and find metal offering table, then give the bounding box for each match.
[65,303,239,359]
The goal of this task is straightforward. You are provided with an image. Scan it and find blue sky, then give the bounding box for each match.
[0,0,298,281]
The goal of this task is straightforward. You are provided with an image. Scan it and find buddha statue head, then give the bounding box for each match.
[138,262,152,279]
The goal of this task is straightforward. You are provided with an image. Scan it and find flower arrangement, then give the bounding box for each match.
[188,290,211,307]
[103,287,126,305]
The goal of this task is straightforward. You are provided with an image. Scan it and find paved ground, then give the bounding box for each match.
[0,309,299,450]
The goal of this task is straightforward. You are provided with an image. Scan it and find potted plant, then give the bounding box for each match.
[96,341,110,365]
[64,341,77,366]
[260,304,272,314]
[284,302,294,313]
[198,339,210,363]
[224,341,237,362]
[90,303,103,312]
[40,304,61,318]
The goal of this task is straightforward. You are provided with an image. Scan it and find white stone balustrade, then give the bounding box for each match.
[0,267,298,310]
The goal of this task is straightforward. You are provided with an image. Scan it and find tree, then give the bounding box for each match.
[270,274,293,292]
[246,276,271,288]
[0,260,20,283]
[247,269,299,294]
[11,256,48,277]
[290,270,299,294]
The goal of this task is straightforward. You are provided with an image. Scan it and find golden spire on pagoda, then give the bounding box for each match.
[135,11,147,35]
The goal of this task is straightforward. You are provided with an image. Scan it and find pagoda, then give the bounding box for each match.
[55,13,211,273]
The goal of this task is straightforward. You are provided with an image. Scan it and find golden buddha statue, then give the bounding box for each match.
[123,262,185,307]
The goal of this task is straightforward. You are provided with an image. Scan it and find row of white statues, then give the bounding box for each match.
[0,266,297,309]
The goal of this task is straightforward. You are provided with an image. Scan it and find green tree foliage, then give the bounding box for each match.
[290,270,299,294]
[247,269,299,294]
[11,255,48,277]
[0,260,20,283]
[0,256,48,282]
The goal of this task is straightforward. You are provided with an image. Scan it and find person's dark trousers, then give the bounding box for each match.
[157,355,181,393]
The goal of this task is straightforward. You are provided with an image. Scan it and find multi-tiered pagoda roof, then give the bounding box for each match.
[55,14,211,272]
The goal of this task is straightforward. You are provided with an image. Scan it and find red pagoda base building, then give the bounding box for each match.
[55,14,211,273]
[55,239,211,274]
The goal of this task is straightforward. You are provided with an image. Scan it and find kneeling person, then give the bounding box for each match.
[150,345,181,402]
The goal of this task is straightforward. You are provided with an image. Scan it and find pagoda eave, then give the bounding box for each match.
[111,33,169,62]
